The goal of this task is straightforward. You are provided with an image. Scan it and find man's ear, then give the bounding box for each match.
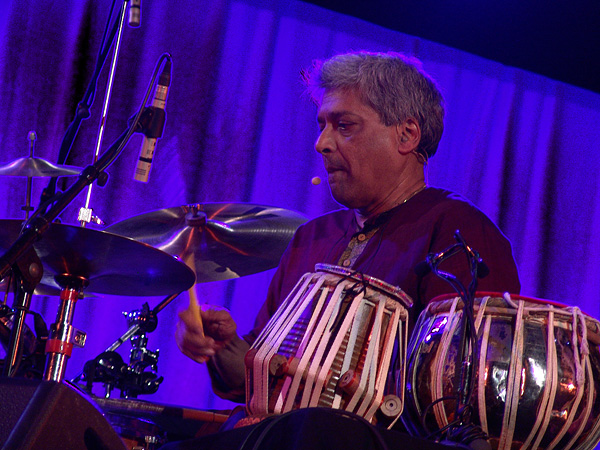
[396,118,421,155]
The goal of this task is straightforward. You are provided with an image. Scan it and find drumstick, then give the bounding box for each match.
[187,283,205,336]
[183,252,204,336]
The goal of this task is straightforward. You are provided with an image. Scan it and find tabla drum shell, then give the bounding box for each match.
[245,264,413,424]
[403,292,600,450]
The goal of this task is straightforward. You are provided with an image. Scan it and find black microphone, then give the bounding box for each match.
[414,243,462,277]
[129,0,141,27]
[414,260,432,277]
[414,241,489,279]
[134,59,172,183]
[454,231,490,279]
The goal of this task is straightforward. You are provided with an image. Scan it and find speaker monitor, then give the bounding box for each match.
[0,378,127,450]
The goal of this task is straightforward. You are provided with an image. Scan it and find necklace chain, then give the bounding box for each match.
[398,184,427,206]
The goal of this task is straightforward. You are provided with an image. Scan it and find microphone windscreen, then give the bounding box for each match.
[477,260,490,279]
[414,261,432,277]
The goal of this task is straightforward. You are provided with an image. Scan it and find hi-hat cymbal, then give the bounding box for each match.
[0,220,196,296]
[105,203,307,283]
[0,157,82,177]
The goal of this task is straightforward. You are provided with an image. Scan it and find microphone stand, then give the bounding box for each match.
[422,230,490,449]
[39,0,125,210]
[79,0,130,228]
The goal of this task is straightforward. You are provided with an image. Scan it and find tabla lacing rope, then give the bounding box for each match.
[546,307,588,450]
[257,275,326,415]
[387,320,407,430]
[432,297,460,427]
[282,278,346,412]
[274,281,332,414]
[477,312,492,436]
[520,306,550,449]
[498,297,524,450]
[532,308,558,450]
[471,296,490,435]
[356,299,386,418]
[567,308,598,450]
[474,295,489,331]
[566,357,599,450]
[311,288,365,409]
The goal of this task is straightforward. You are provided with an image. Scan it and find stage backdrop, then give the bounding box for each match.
[1,0,600,414]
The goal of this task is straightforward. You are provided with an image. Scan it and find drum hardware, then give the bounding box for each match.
[0,218,195,383]
[0,270,49,379]
[79,302,165,399]
[44,274,90,382]
[1,245,43,377]
[69,202,307,397]
[412,230,490,449]
[72,289,186,398]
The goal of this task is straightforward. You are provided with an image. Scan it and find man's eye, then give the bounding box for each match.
[338,122,352,130]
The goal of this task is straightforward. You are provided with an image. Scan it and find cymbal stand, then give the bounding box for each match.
[22,131,37,220]
[43,274,89,382]
[1,246,42,377]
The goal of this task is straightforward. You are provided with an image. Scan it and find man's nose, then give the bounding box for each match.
[315,126,334,154]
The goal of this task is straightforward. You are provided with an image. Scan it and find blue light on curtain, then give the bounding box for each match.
[0,0,600,414]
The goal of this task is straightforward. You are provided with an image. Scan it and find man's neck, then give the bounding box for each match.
[355,181,427,227]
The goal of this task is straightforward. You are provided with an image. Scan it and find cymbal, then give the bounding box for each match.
[105,203,307,283]
[0,220,196,296]
[0,157,82,177]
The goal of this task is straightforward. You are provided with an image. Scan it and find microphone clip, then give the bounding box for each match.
[137,105,166,139]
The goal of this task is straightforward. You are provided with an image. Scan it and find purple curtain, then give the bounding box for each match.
[1,0,600,414]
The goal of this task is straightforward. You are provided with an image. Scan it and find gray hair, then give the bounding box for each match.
[304,51,445,160]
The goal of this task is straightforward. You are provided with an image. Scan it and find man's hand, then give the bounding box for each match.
[175,298,237,364]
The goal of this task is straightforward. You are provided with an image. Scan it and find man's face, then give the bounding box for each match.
[315,88,403,213]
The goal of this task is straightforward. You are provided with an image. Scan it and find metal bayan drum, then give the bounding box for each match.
[245,264,412,424]
[404,292,600,450]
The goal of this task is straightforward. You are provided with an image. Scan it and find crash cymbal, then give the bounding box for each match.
[105,203,307,283]
[0,157,82,177]
[0,220,195,296]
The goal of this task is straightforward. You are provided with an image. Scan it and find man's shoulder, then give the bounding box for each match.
[418,187,487,217]
[297,208,353,228]
[421,187,475,207]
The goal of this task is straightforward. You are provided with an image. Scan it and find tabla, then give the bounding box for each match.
[403,292,600,450]
[245,264,412,425]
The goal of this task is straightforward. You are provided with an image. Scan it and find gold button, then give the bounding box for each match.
[342,259,351,267]
[357,233,366,242]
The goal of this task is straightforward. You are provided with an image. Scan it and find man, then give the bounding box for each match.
[176,51,520,406]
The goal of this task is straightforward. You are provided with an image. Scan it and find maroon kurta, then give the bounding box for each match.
[247,187,521,343]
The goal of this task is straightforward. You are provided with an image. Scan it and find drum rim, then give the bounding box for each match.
[315,263,413,308]
[429,291,567,308]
